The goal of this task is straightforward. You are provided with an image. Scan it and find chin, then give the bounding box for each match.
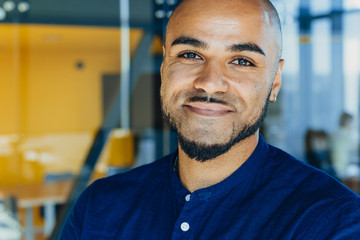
[178,133,236,162]
[188,135,229,146]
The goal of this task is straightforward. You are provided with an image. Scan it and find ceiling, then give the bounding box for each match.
[0,0,157,53]
[0,0,155,28]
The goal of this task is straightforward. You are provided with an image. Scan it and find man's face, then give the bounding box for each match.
[161,0,283,161]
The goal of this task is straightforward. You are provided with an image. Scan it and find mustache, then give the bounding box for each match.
[172,89,240,108]
[187,96,228,105]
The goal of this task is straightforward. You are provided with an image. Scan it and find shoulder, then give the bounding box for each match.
[60,153,176,239]
[264,144,360,203]
[263,145,360,238]
[88,152,175,199]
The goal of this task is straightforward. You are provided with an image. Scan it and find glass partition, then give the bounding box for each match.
[1,0,360,239]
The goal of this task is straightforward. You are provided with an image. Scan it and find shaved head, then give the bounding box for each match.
[167,0,283,60]
[172,0,281,31]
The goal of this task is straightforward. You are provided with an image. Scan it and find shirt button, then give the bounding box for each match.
[181,222,190,232]
[185,194,191,201]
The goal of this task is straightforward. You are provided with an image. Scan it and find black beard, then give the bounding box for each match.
[162,92,271,162]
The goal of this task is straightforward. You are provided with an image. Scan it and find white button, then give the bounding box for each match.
[185,194,191,201]
[180,222,190,232]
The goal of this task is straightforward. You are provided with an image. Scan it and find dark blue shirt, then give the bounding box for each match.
[61,136,360,239]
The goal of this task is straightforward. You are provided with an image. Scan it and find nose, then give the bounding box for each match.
[193,61,229,94]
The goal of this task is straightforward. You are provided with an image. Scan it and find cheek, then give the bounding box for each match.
[171,63,200,81]
[161,63,199,97]
[160,69,175,102]
[161,66,185,110]
[228,72,270,119]
[229,72,265,98]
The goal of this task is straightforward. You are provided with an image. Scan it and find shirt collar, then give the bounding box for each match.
[169,135,269,201]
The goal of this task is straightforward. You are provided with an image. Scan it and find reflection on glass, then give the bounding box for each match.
[343,13,360,132]
[344,0,360,10]
[0,23,142,239]
[310,0,331,14]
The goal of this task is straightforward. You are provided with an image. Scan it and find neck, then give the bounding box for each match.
[177,133,259,192]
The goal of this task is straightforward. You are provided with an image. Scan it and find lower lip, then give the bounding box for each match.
[184,105,233,117]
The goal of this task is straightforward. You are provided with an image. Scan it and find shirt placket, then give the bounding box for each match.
[170,192,201,240]
[171,191,214,240]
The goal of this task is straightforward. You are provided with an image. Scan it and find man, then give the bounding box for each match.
[61,0,360,239]
[331,112,359,193]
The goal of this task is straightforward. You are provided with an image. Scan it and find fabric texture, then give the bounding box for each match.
[61,136,360,239]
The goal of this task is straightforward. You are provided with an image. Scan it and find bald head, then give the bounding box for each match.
[166,0,283,60]
[172,0,281,31]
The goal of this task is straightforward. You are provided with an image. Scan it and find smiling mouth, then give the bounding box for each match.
[183,102,235,117]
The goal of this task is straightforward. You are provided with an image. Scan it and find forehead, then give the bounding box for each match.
[172,0,267,24]
[166,0,276,53]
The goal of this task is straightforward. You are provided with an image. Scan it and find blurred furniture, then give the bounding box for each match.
[0,180,73,240]
[94,128,135,176]
[0,199,21,240]
[107,129,134,167]
[305,129,336,177]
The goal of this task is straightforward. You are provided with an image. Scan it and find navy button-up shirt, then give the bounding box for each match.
[61,136,360,239]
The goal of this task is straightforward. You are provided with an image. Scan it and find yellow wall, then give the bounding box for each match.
[25,50,114,133]
[0,24,142,184]
[0,24,143,134]
[0,51,19,133]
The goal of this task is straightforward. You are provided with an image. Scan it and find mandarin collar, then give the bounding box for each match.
[169,135,269,201]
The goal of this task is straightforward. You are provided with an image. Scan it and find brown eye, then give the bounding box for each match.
[178,52,202,60]
[231,58,254,66]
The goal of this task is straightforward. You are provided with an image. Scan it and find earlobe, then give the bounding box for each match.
[270,59,284,102]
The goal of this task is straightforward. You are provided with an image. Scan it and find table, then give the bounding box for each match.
[0,180,74,240]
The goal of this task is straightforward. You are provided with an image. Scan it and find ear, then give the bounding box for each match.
[269,59,284,102]
[160,45,166,77]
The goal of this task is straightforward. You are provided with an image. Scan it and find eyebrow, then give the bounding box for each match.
[171,36,208,49]
[226,43,266,56]
[171,36,265,57]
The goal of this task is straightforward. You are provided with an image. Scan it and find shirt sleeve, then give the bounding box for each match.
[60,184,93,240]
[309,198,360,239]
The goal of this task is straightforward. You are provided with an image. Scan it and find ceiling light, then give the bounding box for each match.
[155,10,165,19]
[155,0,165,5]
[3,0,15,12]
[167,0,176,5]
[18,1,30,13]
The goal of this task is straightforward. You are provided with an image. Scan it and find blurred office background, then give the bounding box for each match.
[0,0,360,239]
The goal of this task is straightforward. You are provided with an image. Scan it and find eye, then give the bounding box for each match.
[178,52,202,60]
[231,58,254,66]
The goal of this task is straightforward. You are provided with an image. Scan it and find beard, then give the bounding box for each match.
[162,91,271,162]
